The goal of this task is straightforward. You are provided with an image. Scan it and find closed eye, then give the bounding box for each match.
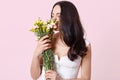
[51,13,61,18]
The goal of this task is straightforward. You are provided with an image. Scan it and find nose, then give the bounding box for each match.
[52,15,57,20]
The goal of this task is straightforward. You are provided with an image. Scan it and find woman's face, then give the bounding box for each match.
[52,5,61,21]
[52,5,61,31]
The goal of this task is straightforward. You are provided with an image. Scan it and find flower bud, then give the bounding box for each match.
[46,27,50,33]
[42,25,46,32]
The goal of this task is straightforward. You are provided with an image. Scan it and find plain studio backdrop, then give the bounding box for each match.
[0,0,120,80]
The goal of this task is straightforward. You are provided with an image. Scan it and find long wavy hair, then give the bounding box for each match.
[51,1,88,61]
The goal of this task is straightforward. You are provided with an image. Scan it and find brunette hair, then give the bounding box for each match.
[51,1,87,61]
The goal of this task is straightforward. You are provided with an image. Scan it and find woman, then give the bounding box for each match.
[31,1,91,80]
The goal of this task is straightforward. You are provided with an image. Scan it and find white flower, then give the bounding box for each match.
[53,25,57,29]
[51,22,55,26]
[47,24,52,28]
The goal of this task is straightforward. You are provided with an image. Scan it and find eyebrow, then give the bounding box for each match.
[52,13,61,15]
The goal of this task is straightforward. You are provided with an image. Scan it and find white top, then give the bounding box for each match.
[38,39,90,80]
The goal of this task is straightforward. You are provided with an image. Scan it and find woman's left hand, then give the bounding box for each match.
[45,70,57,80]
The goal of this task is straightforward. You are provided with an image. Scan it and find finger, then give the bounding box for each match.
[45,71,57,80]
[39,35,49,41]
[38,39,51,46]
[43,44,52,50]
[46,70,56,75]
[45,74,56,80]
[46,78,51,80]
[45,74,53,79]
[46,70,53,73]
[42,39,51,44]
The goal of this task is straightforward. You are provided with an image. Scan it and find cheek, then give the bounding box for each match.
[56,17,60,22]
[56,20,60,27]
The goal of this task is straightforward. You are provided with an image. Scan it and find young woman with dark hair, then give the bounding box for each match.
[31,1,91,80]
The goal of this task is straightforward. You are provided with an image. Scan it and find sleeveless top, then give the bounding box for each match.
[38,39,90,80]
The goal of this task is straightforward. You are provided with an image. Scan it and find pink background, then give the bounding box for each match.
[0,0,120,80]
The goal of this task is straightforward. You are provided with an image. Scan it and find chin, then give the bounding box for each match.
[54,30,59,34]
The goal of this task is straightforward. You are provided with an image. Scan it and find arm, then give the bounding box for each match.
[30,54,43,80]
[30,35,52,80]
[77,44,91,80]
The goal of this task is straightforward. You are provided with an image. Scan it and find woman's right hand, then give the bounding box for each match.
[33,35,52,57]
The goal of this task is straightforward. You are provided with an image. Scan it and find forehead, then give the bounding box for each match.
[52,5,61,13]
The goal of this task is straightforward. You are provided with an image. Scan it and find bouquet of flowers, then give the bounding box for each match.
[30,18,57,71]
